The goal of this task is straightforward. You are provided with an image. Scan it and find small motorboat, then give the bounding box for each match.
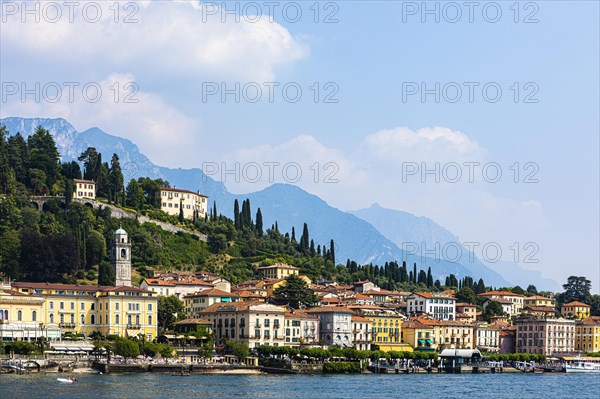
[57,377,77,383]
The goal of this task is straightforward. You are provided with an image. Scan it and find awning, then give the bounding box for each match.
[418,339,425,345]
[425,339,433,344]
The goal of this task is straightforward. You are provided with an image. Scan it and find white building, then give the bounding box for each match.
[160,187,208,220]
[73,179,96,200]
[407,292,456,320]
[474,322,500,353]
[351,315,372,351]
[284,310,320,347]
[199,301,285,349]
[307,306,354,348]
[140,277,214,300]
[478,290,524,317]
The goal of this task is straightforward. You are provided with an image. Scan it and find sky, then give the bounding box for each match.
[0,1,598,291]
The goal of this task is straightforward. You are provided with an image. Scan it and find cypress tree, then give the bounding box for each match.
[255,208,263,236]
[212,201,217,221]
[291,227,296,243]
[329,240,335,265]
[426,267,433,287]
[310,239,315,256]
[234,199,240,230]
[413,263,417,284]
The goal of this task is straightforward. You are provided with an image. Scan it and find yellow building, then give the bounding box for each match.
[575,317,600,353]
[160,187,208,220]
[401,320,437,352]
[0,286,62,341]
[73,179,96,200]
[524,295,556,308]
[366,313,405,351]
[11,283,158,341]
[561,301,591,319]
[257,264,299,280]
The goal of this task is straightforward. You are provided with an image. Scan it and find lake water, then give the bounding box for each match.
[1,373,599,399]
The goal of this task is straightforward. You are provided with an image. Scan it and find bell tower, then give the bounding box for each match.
[111,227,132,287]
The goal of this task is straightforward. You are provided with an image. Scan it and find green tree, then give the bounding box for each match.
[29,169,47,195]
[112,338,140,359]
[109,154,124,204]
[456,287,477,304]
[560,276,592,304]
[126,179,145,210]
[6,132,29,185]
[255,208,263,236]
[526,284,538,295]
[484,300,505,322]
[98,260,115,286]
[158,296,184,332]
[86,230,106,268]
[224,339,249,360]
[27,127,60,192]
[273,275,317,309]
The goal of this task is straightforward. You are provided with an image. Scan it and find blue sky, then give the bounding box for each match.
[1,1,598,291]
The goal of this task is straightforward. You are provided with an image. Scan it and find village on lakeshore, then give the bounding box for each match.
[0,132,599,375]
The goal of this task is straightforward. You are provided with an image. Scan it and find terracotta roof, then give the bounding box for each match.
[402,321,433,329]
[284,310,318,319]
[524,295,554,301]
[236,290,264,299]
[161,187,207,197]
[185,288,233,298]
[12,282,150,293]
[456,302,477,307]
[199,301,268,313]
[174,318,212,325]
[563,301,590,307]
[579,317,600,325]
[478,290,524,297]
[351,315,371,323]
[410,292,455,300]
[306,306,355,314]
[258,264,299,270]
[364,289,394,295]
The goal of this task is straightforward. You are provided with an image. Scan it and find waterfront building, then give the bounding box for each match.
[364,311,404,351]
[307,306,354,348]
[406,292,456,320]
[160,187,208,220]
[561,301,591,319]
[0,286,61,341]
[11,282,158,340]
[9,228,158,340]
[73,179,96,200]
[478,291,524,317]
[199,301,285,349]
[474,322,500,353]
[575,316,600,352]
[499,327,516,354]
[401,320,437,352]
[515,317,575,355]
[283,310,320,348]
[351,315,372,351]
[437,320,475,350]
[184,288,237,317]
[257,264,299,280]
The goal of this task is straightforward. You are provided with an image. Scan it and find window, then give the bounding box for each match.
[50,313,54,323]
[148,315,152,325]
[91,314,96,325]
[60,314,64,323]
[70,302,75,310]
[81,314,85,324]
[71,314,75,324]
[60,302,64,310]
[148,304,152,311]
[116,303,120,310]
[17,310,22,321]
[128,315,132,325]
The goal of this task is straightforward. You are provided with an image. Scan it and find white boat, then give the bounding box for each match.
[56,378,76,383]
[565,361,600,373]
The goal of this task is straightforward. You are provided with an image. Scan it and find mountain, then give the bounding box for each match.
[351,204,558,290]
[0,117,520,285]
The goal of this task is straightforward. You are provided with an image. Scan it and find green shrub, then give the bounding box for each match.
[323,361,362,373]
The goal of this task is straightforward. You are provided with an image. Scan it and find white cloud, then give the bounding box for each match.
[1,1,308,81]
[0,73,200,167]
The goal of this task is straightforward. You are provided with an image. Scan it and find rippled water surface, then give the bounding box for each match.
[1,372,599,399]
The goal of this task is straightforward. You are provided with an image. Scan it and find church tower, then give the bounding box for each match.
[111,227,132,287]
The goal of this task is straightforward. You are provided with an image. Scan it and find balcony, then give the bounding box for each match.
[126,324,141,329]
[59,323,76,329]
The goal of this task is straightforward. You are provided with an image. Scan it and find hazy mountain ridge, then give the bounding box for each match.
[1,116,554,287]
